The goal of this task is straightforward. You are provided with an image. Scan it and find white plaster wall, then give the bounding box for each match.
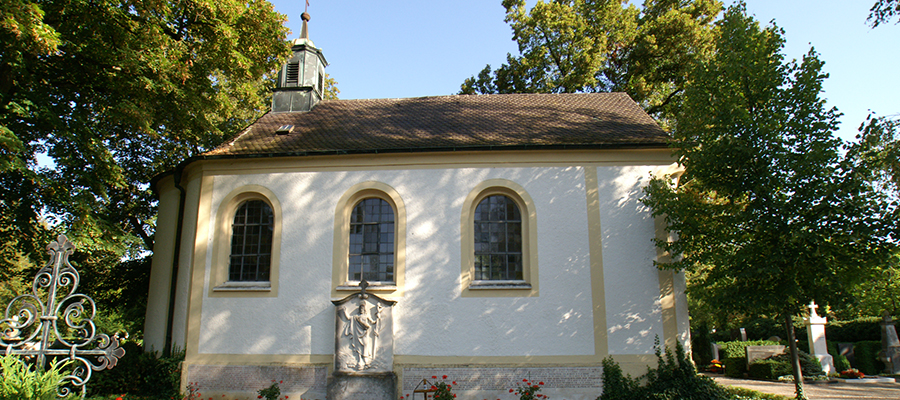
[198,165,665,357]
[596,166,664,355]
[395,166,594,357]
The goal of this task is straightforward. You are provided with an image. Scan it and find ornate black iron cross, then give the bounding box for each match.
[0,235,125,398]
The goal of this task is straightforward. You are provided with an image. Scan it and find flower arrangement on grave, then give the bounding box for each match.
[707,359,725,373]
[839,368,865,379]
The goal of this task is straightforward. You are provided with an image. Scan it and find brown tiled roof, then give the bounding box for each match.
[204,92,668,157]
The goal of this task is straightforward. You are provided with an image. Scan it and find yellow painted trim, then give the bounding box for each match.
[584,167,609,359]
[186,174,214,362]
[459,179,538,297]
[655,213,679,350]
[331,181,407,299]
[183,354,333,365]
[208,185,283,298]
[395,355,597,365]
[609,354,659,376]
[392,353,655,370]
[177,149,675,180]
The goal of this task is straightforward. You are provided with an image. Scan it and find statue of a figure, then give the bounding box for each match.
[339,300,383,370]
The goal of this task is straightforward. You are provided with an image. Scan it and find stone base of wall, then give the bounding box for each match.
[401,366,603,400]
[185,364,328,399]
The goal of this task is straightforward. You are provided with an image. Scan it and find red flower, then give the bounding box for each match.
[431,386,437,390]
[539,381,544,385]
[258,397,262,399]
[116,398,123,400]
[432,376,437,379]
[442,375,448,379]
[509,389,514,393]
[523,379,528,382]
[452,381,457,385]
[280,380,283,384]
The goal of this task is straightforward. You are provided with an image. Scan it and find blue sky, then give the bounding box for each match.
[269,0,898,142]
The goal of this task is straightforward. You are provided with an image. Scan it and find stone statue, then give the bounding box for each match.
[329,280,398,400]
[331,280,395,373]
[339,300,384,370]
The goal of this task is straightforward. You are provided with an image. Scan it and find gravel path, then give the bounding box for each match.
[712,375,900,400]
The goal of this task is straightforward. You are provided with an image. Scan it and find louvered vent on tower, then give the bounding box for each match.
[286,62,300,85]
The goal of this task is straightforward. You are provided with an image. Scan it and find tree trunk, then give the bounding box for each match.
[784,312,806,400]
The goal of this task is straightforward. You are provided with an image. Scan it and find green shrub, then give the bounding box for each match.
[747,359,791,380]
[721,386,792,400]
[599,357,640,400]
[0,355,72,400]
[833,354,851,373]
[599,340,729,400]
[86,341,183,399]
[853,340,885,375]
[747,349,824,380]
[763,350,824,376]
[723,357,745,378]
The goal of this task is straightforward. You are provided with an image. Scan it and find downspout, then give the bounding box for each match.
[163,166,187,357]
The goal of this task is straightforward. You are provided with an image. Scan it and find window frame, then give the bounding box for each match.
[210,186,282,297]
[461,179,539,297]
[348,197,396,283]
[332,182,406,297]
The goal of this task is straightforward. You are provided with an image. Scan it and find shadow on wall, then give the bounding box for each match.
[597,166,664,355]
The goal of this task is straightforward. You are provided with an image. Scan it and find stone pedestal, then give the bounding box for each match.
[804,302,834,374]
[327,372,397,400]
[328,281,397,400]
[879,312,900,374]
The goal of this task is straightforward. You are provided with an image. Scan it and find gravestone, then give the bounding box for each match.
[746,345,785,364]
[804,302,834,374]
[879,311,900,374]
[326,281,397,400]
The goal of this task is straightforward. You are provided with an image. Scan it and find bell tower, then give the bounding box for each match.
[272,12,328,112]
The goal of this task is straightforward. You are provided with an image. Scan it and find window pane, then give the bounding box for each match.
[229,200,273,281]
[473,195,523,280]
[349,198,395,283]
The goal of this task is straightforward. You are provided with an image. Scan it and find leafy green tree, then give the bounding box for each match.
[869,0,900,27]
[835,114,900,318]
[0,0,292,310]
[460,0,721,121]
[642,3,894,398]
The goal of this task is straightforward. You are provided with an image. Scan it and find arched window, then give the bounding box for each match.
[473,195,523,281]
[229,200,274,282]
[348,198,395,283]
[461,179,537,297]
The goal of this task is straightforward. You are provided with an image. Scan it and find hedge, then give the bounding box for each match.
[723,357,745,378]
[853,340,885,375]
[748,359,791,380]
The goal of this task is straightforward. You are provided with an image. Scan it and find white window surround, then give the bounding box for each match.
[209,186,282,298]
[461,179,539,297]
